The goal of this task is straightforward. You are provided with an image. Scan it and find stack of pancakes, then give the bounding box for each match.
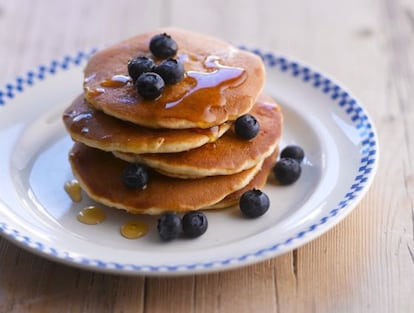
[63,28,283,215]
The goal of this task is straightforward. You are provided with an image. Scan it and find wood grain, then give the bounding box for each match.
[0,0,413,312]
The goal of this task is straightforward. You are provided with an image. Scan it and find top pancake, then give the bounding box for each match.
[83,27,265,129]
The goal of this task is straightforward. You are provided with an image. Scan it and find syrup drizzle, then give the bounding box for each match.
[64,180,82,202]
[72,111,93,123]
[164,55,245,109]
[84,54,247,126]
[85,86,105,98]
[100,75,131,88]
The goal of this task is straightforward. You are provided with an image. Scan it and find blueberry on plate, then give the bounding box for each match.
[122,163,149,189]
[239,189,270,218]
[273,157,301,185]
[154,58,184,84]
[127,56,155,82]
[135,72,165,99]
[157,212,182,241]
[182,211,208,238]
[234,114,260,140]
[149,33,178,59]
[280,145,305,163]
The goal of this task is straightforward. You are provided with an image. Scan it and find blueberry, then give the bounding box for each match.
[273,158,301,185]
[182,211,208,238]
[127,56,155,82]
[157,212,182,241]
[122,163,149,189]
[149,33,178,59]
[280,145,305,163]
[135,72,165,99]
[234,114,260,140]
[154,58,184,84]
[239,189,270,218]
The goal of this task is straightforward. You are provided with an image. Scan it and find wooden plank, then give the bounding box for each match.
[0,0,162,85]
[0,1,162,312]
[0,242,146,313]
[144,276,195,313]
[0,0,413,312]
[290,0,414,311]
[166,0,413,312]
[378,0,414,312]
[194,261,277,313]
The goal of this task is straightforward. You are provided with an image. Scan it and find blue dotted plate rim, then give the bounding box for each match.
[0,47,378,275]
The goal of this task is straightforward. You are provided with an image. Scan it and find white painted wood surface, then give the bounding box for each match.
[0,0,413,312]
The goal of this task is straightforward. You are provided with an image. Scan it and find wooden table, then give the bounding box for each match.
[0,0,413,312]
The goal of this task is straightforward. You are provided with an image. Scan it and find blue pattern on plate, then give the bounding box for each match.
[0,47,377,273]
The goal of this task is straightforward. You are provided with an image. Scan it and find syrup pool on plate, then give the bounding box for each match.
[120,221,149,239]
[77,206,106,225]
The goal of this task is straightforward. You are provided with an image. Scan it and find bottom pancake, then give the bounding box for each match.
[69,143,268,214]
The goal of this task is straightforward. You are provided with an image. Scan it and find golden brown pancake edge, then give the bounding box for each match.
[63,95,231,154]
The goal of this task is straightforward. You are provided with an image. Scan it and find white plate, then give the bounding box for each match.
[0,48,378,276]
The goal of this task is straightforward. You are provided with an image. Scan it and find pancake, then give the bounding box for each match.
[69,143,264,214]
[63,95,230,154]
[83,27,265,129]
[207,149,277,209]
[114,94,283,178]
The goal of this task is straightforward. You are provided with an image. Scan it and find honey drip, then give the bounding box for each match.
[64,180,82,202]
[133,54,247,127]
[100,75,131,88]
[85,86,105,98]
[77,206,106,225]
[164,55,245,110]
[120,221,149,239]
[72,111,93,122]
